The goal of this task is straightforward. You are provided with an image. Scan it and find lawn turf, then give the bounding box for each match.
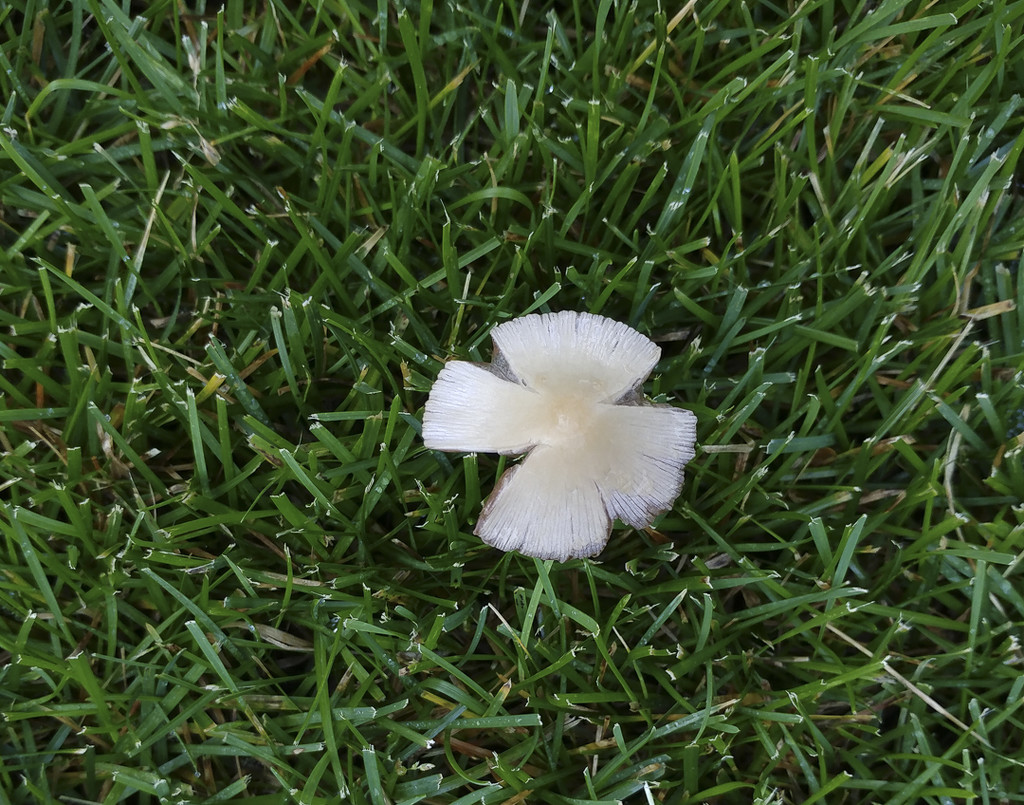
[1,0,1024,802]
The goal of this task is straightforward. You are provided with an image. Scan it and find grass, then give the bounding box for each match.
[1,0,1023,802]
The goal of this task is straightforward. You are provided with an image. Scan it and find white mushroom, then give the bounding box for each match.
[422,310,697,561]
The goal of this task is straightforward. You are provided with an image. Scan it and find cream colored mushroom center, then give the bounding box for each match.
[539,392,598,446]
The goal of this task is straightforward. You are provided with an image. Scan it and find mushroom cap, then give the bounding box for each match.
[422,310,697,560]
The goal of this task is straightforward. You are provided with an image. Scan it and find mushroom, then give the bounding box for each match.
[422,310,697,561]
